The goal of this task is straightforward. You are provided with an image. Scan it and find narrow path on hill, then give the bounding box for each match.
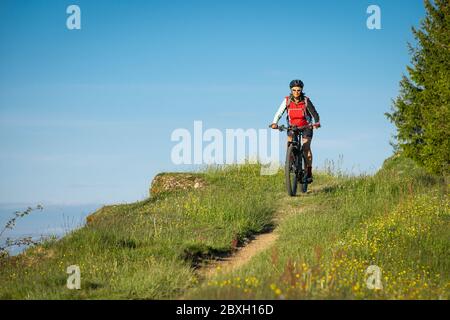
[200,230,280,278]
[196,182,326,279]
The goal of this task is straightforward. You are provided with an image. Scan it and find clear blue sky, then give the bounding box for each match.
[0,0,425,206]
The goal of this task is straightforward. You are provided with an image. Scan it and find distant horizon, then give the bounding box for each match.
[0,152,392,206]
[0,202,101,256]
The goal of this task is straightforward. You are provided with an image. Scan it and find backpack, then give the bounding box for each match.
[285,95,312,125]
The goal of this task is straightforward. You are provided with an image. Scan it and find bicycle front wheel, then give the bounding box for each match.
[285,144,298,196]
[301,152,308,193]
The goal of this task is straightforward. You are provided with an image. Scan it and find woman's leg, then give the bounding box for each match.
[302,136,312,167]
[302,136,313,181]
[287,130,294,148]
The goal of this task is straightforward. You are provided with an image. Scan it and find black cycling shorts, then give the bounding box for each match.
[287,127,313,139]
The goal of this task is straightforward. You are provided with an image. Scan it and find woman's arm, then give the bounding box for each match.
[306,98,320,123]
[272,99,287,124]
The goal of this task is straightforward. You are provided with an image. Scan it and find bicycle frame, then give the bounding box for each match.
[285,125,313,195]
[269,123,318,196]
[288,129,305,176]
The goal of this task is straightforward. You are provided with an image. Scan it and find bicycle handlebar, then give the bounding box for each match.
[268,123,319,132]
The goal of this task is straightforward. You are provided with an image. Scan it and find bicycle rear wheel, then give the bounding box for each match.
[285,144,298,196]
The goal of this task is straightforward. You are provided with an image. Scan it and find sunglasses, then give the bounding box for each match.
[292,89,302,92]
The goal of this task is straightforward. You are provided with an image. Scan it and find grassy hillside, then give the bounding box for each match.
[0,154,448,299]
[187,155,448,299]
[0,165,282,299]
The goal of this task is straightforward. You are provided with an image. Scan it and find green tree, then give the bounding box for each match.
[386,0,450,176]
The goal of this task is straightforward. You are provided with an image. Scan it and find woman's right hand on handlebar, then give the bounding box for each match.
[270,123,278,129]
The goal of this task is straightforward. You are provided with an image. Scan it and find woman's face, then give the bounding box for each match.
[291,86,302,98]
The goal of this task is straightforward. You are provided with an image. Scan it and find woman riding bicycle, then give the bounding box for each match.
[270,79,321,183]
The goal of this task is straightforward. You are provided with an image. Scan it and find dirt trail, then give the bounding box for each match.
[201,231,279,278]
[197,184,322,279]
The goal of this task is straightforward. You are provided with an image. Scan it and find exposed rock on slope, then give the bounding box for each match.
[149,173,207,197]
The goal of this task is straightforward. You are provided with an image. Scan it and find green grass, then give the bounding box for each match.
[0,164,282,299]
[0,154,448,299]
[184,154,449,299]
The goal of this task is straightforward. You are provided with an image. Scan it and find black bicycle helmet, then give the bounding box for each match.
[289,79,304,89]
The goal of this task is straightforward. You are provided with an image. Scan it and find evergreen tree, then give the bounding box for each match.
[386,0,449,176]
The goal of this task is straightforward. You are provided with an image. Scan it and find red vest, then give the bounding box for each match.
[286,96,309,127]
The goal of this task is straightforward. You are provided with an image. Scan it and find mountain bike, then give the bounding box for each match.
[277,124,318,196]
